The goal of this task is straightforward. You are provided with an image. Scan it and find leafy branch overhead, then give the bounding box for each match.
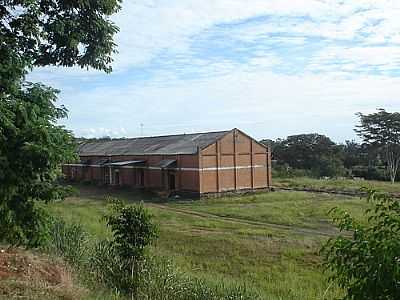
[0,0,121,246]
[1,0,121,84]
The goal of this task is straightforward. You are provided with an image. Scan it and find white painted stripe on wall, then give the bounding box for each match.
[63,164,266,171]
[202,165,265,171]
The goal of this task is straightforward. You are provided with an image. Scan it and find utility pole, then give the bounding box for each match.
[140,123,144,136]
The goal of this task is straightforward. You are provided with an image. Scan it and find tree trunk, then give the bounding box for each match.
[385,146,399,184]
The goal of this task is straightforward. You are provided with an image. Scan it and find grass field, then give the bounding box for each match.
[273,176,400,195]
[45,183,378,300]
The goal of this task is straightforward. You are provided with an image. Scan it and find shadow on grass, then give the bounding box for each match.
[65,182,199,204]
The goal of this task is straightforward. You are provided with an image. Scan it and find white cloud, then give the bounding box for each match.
[310,46,400,74]
[30,0,400,78]
[28,0,400,142]
[59,65,400,141]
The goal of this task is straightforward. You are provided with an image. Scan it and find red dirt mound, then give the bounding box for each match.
[0,248,63,283]
[0,247,86,299]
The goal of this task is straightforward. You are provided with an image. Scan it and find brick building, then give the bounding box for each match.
[62,128,272,197]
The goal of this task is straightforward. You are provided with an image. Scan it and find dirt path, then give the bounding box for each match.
[147,203,341,238]
[272,186,400,199]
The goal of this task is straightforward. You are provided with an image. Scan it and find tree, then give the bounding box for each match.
[356,109,400,183]
[0,0,121,246]
[103,199,158,296]
[322,190,400,300]
[341,141,366,169]
[272,133,345,177]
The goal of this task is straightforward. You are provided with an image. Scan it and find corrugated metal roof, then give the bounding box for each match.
[78,130,230,156]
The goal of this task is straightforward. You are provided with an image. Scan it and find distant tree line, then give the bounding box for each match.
[261,110,400,182]
[261,134,382,179]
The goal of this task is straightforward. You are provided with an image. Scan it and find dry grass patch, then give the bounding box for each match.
[0,247,87,300]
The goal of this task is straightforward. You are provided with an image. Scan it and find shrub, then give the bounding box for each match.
[104,199,159,263]
[0,203,53,248]
[322,190,400,300]
[139,257,262,300]
[44,200,261,300]
[87,239,123,288]
[90,199,159,297]
[311,155,346,178]
[138,257,192,300]
[272,164,313,178]
[45,218,88,267]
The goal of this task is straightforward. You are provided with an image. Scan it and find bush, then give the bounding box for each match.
[45,218,88,267]
[322,190,400,300]
[88,199,159,297]
[104,199,159,263]
[138,257,262,300]
[44,200,262,300]
[87,239,123,288]
[272,164,313,178]
[0,203,54,248]
[311,155,346,178]
[138,257,192,300]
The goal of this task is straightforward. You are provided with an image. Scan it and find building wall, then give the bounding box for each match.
[62,129,271,196]
[63,153,200,193]
[199,129,271,194]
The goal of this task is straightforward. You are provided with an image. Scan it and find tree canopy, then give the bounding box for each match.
[1,0,120,93]
[270,133,345,177]
[0,0,121,246]
[356,109,400,183]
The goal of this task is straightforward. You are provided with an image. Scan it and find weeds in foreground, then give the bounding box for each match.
[44,200,261,300]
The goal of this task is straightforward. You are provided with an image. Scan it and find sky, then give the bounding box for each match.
[29,0,400,142]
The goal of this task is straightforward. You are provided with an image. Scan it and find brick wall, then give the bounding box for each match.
[199,129,271,193]
[64,153,201,193]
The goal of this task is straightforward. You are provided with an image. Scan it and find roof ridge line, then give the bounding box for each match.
[79,129,232,142]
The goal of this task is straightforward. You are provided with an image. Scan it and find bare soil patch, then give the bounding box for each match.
[0,247,86,299]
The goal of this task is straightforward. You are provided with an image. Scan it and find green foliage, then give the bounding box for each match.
[92,199,159,296]
[87,239,123,289]
[322,190,400,300]
[83,240,262,300]
[313,155,346,178]
[45,199,259,300]
[356,109,400,183]
[272,164,313,178]
[0,0,121,246]
[139,257,262,300]
[341,140,373,170]
[104,199,159,262]
[45,218,88,267]
[0,203,52,247]
[1,0,121,93]
[48,188,348,299]
[272,133,345,178]
[0,83,76,246]
[267,132,392,181]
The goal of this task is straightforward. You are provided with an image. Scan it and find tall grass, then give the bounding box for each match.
[45,217,261,300]
[45,218,88,267]
[139,257,262,300]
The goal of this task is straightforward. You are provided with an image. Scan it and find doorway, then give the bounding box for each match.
[168,173,176,190]
[137,169,144,187]
[114,169,120,185]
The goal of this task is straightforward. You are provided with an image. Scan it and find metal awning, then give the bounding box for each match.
[79,158,109,165]
[95,159,110,165]
[103,160,145,167]
[157,159,177,168]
